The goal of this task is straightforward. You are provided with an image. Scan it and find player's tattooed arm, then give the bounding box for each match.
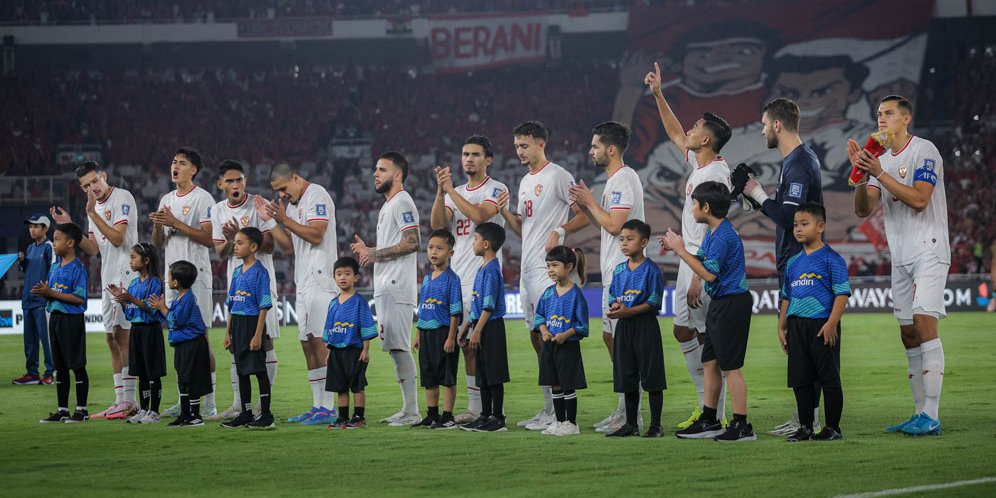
[371,227,420,262]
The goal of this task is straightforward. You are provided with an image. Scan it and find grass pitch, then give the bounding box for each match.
[1,312,994,497]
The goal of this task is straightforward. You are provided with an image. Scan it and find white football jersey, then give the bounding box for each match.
[517,162,575,275]
[158,186,213,285]
[868,136,949,265]
[375,190,419,302]
[599,166,645,282]
[285,183,337,291]
[682,150,732,251]
[89,187,138,286]
[211,193,278,294]
[444,176,508,285]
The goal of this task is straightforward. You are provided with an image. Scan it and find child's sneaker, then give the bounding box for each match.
[411,415,438,429]
[714,418,756,442]
[220,411,254,428]
[813,427,843,441]
[247,413,276,430]
[167,415,190,427]
[346,416,367,429]
[139,411,161,424]
[461,415,489,432]
[676,418,724,439]
[39,409,70,423]
[127,409,148,424]
[478,415,507,432]
[555,421,581,436]
[642,425,666,438]
[605,423,640,437]
[40,374,54,385]
[64,409,89,423]
[542,421,564,435]
[161,403,182,418]
[431,416,458,430]
[786,426,815,442]
[179,416,204,427]
[327,418,349,429]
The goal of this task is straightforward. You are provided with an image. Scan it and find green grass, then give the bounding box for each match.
[1,313,995,497]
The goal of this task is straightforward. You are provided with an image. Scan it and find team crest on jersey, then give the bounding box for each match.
[182,205,191,216]
[316,204,327,217]
[103,210,112,221]
[788,183,803,198]
[492,187,502,198]
[611,191,622,205]
[535,184,544,196]
[686,183,694,196]
[240,215,250,227]
[402,211,414,224]
[121,204,130,215]
[898,165,908,179]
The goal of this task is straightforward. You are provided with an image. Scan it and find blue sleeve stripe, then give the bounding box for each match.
[703,260,720,274]
[832,283,852,295]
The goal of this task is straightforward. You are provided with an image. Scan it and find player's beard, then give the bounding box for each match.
[375,178,393,194]
[765,132,779,150]
[591,152,609,168]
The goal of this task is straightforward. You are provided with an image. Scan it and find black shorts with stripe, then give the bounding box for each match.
[474,319,510,387]
[539,339,587,391]
[230,314,267,376]
[326,346,368,394]
[418,327,459,388]
[172,335,212,399]
[50,311,86,371]
[613,312,666,393]
[128,321,167,379]
[787,316,842,388]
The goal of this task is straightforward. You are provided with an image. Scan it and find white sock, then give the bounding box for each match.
[204,372,216,405]
[390,351,419,415]
[122,367,137,404]
[906,347,925,414]
[321,389,335,411]
[113,373,123,404]
[466,375,481,414]
[307,368,323,408]
[717,377,728,421]
[679,338,705,407]
[543,386,553,414]
[920,338,944,420]
[230,359,241,407]
[265,349,278,386]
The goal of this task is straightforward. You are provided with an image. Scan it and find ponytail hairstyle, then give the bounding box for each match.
[545,245,587,285]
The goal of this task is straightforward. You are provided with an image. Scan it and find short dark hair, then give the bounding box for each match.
[795,202,827,223]
[239,226,263,248]
[55,223,83,247]
[621,219,651,240]
[464,135,494,158]
[333,256,360,274]
[769,55,869,93]
[379,151,410,183]
[218,159,245,177]
[475,222,505,251]
[429,229,456,249]
[169,260,198,289]
[702,113,732,152]
[269,163,295,181]
[513,121,548,141]
[132,242,161,278]
[763,98,801,132]
[175,147,203,177]
[592,121,631,152]
[73,161,101,178]
[881,95,914,115]
[691,181,732,218]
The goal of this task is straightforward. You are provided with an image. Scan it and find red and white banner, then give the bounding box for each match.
[427,14,548,72]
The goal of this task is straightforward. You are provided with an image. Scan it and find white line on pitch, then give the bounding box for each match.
[834,476,996,498]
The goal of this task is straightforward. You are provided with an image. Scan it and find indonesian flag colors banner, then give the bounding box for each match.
[427,14,548,72]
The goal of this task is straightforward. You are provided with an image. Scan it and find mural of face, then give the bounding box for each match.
[770,66,862,132]
[682,38,767,94]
